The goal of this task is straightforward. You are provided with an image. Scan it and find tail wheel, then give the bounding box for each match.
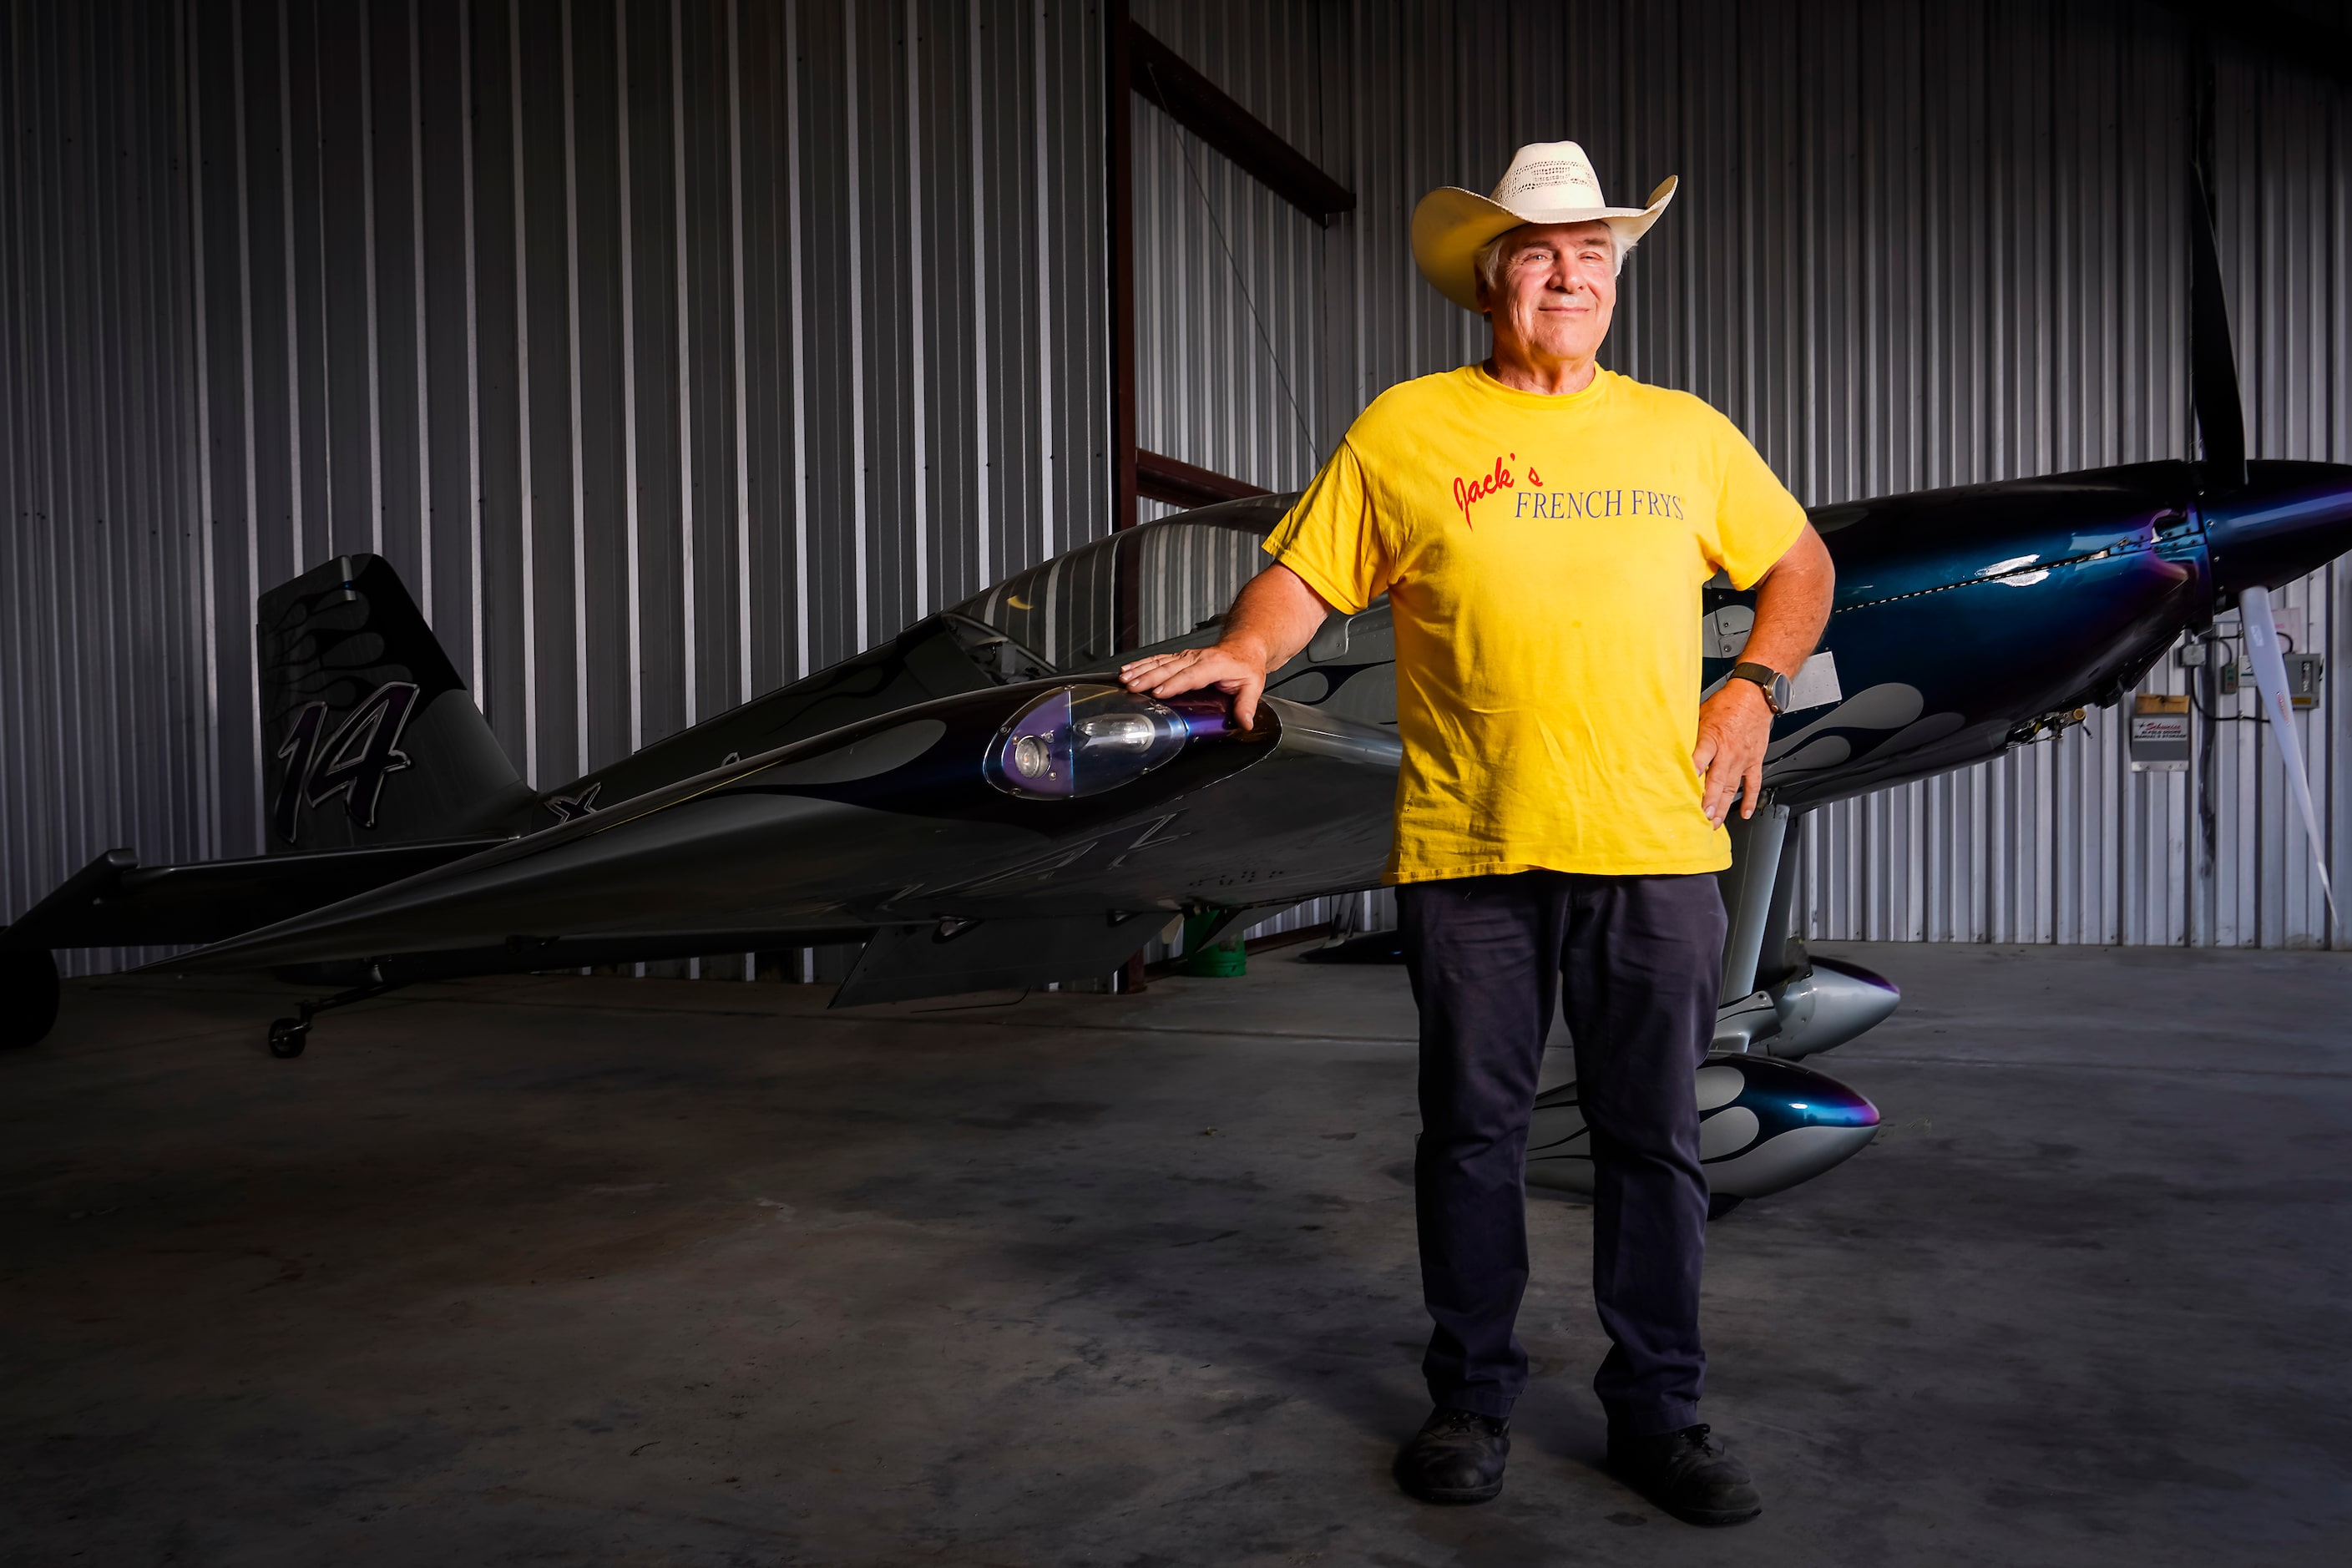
[266,1018,310,1059]
[1,948,62,1049]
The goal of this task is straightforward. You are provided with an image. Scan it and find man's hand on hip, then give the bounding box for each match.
[1695,524,1834,825]
[1117,563,1333,731]
[1692,680,1774,826]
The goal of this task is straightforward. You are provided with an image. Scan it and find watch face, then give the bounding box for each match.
[1770,674,1792,713]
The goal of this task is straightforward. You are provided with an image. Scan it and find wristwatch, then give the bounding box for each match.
[1728,661,1790,715]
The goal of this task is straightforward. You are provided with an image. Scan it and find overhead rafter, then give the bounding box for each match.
[1136,450,1272,510]
[1125,23,1355,225]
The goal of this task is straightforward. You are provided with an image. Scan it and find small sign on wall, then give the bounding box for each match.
[2129,693,2190,772]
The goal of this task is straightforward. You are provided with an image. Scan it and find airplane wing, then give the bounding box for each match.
[154,686,1399,1006]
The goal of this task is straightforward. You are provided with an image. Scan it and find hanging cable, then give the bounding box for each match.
[2186,633,2257,723]
[1142,59,1319,465]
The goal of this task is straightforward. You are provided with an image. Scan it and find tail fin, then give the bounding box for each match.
[257,554,534,852]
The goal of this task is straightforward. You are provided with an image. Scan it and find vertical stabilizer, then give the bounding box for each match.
[256,555,533,852]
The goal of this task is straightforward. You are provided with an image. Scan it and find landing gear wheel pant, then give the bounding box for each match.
[1398,871,1726,1434]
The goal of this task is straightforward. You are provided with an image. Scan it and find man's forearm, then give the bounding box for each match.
[1738,525,1834,676]
[1693,524,1834,823]
[1216,563,1331,671]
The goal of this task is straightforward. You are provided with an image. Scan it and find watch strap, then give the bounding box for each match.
[1728,661,1787,713]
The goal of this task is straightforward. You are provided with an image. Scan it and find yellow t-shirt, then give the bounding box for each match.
[1264,364,1807,883]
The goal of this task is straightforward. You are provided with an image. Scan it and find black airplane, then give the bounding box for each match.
[7,163,2344,1213]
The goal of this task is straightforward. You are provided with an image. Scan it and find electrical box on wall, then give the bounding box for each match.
[2179,612,2321,710]
[2287,654,2326,711]
[2129,693,2191,771]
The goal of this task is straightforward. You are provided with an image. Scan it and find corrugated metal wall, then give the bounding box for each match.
[3,1,215,974]
[2,0,1109,974]
[6,0,2349,977]
[1129,0,2352,949]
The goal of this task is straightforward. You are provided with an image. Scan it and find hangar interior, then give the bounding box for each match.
[4,1,2351,1563]
[8,0,2352,973]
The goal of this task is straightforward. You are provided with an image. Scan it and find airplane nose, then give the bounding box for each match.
[2205,460,2352,602]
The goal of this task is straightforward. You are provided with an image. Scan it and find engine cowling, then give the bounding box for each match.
[1526,1052,1880,1201]
[1764,955,1901,1060]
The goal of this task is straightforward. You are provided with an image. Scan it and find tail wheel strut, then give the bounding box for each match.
[264,973,404,1060]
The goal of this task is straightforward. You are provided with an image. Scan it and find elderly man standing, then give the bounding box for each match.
[1121,142,1833,1524]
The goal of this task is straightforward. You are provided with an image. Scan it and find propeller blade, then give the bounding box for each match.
[2189,164,2247,488]
[2238,587,2337,930]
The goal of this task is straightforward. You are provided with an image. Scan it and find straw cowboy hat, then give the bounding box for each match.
[1411,140,1677,311]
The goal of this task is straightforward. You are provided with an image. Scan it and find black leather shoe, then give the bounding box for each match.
[1607,1423,1763,1526]
[1395,1407,1510,1504]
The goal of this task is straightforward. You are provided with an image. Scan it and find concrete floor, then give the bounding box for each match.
[3,943,2348,1566]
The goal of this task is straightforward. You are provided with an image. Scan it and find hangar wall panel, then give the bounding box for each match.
[2,0,1110,975]
[1,3,217,977]
[1128,0,2352,949]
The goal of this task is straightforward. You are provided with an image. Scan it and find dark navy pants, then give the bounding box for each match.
[1398,871,1726,1434]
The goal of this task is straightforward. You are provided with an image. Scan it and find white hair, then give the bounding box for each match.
[1474,222,1630,301]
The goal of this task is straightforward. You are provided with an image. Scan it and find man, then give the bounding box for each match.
[1120,141,1834,1525]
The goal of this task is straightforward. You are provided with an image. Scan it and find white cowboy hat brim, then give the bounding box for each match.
[1410,175,1678,311]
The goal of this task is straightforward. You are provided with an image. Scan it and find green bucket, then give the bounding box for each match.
[1179,910,1248,978]
[1182,939,1247,979]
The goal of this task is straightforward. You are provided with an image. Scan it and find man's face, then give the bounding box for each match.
[1477,221,1616,365]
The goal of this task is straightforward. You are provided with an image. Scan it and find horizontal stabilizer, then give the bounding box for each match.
[2,837,512,951]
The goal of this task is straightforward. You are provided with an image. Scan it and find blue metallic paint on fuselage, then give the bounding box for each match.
[2204,461,2352,600]
[1729,458,2352,809]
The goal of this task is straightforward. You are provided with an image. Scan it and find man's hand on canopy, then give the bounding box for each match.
[1117,564,1333,731]
[1119,645,1272,730]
